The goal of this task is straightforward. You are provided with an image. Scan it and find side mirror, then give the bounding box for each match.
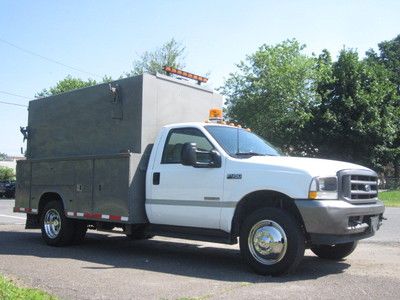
[181,142,221,168]
[181,143,197,166]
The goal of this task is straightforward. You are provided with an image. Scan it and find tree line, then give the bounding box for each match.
[35,36,400,179]
[0,153,15,181]
[35,39,185,98]
[222,36,400,180]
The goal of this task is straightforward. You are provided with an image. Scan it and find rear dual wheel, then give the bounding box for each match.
[41,201,87,246]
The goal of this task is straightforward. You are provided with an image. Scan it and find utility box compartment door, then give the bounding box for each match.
[30,160,75,210]
[93,157,130,217]
[74,159,93,213]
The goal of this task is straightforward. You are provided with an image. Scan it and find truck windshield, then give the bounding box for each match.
[205,125,281,157]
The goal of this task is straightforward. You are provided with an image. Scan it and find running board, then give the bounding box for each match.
[146,224,237,245]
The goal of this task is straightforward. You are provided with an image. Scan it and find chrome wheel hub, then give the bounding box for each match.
[44,209,61,239]
[248,220,287,265]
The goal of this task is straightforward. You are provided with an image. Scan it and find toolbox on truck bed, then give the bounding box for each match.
[16,73,222,223]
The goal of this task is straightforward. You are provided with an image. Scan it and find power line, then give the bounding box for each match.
[0,90,31,99]
[0,100,28,108]
[0,37,103,79]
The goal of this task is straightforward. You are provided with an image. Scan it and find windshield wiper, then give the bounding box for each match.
[235,152,265,157]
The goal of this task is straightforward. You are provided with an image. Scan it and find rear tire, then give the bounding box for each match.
[240,208,305,276]
[311,241,358,260]
[41,201,75,246]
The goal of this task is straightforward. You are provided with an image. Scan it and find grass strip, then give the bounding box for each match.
[379,190,400,207]
[0,275,57,300]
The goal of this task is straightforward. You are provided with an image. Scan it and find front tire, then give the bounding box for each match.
[311,241,358,260]
[240,208,305,276]
[41,201,75,246]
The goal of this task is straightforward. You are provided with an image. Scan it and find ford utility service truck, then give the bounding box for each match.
[15,70,385,275]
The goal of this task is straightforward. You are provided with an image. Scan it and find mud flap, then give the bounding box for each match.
[25,214,40,229]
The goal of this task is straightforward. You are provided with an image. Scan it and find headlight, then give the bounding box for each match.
[309,176,338,199]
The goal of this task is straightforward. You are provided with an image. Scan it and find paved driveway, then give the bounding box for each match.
[0,199,399,299]
[0,199,25,225]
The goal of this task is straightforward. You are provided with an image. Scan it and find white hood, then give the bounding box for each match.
[245,156,372,177]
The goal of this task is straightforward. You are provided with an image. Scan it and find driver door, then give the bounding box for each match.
[148,127,224,229]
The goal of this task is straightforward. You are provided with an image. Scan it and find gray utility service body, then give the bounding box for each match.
[16,73,222,226]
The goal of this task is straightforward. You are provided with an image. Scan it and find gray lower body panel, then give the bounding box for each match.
[295,199,385,244]
[16,153,150,225]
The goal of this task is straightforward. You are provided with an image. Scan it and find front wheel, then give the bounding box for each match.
[240,208,305,276]
[311,241,358,260]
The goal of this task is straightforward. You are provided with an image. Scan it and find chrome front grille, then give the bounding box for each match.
[339,170,378,203]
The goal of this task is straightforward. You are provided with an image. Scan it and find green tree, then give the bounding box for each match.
[377,35,400,93]
[0,166,14,181]
[35,75,98,98]
[0,153,8,161]
[221,39,399,171]
[35,40,186,98]
[375,35,400,179]
[221,39,318,154]
[310,49,398,169]
[128,38,186,76]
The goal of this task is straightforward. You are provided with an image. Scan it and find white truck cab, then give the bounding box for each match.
[145,120,384,274]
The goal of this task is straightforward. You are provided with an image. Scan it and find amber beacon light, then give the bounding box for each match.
[209,108,223,120]
[163,66,208,85]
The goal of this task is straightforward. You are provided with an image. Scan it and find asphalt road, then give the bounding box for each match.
[0,199,399,299]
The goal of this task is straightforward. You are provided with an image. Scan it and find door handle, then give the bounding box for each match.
[153,172,160,185]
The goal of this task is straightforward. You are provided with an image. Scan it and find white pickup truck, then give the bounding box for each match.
[15,71,385,275]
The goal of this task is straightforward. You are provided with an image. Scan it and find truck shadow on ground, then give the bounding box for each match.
[0,230,350,283]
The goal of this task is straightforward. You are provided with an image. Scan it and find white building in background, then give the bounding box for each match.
[0,156,25,173]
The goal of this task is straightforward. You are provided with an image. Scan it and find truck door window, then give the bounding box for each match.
[162,128,214,164]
